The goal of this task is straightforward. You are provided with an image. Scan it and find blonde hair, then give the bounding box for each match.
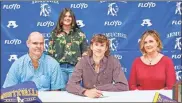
[139,30,163,54]
[88,34,110,57]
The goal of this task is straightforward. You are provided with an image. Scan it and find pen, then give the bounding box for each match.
[94,85,104,97]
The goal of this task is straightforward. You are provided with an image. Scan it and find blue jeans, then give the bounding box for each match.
[60,63,74,90]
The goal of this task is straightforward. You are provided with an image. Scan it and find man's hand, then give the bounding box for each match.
[83,88,103,98]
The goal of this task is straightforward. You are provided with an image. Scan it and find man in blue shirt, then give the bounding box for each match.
[3,32,65,91]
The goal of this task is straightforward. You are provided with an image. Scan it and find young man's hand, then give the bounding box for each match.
[83,88,103,98]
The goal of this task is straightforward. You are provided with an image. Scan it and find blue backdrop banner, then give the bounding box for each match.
[1,1,182,87]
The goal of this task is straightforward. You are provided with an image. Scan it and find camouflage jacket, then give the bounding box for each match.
[48,28,88,65]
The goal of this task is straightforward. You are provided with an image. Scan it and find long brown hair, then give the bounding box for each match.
[88,34,110,57]
[53,8,79,35]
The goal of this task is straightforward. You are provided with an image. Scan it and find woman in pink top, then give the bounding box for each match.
[129,30,176,90]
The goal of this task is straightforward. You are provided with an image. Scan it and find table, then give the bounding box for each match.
[38,90,172,102]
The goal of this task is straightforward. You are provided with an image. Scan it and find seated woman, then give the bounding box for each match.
[66,34,129,98]
[129,30,176,90]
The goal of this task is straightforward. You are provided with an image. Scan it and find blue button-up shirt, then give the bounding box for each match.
[3,53,65,91]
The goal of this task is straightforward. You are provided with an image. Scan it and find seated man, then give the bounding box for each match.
[3,32,65,91]
[66,34,129,98]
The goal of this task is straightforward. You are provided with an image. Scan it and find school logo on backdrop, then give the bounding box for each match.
[138,39,141,43]
[100,0,106,3]
[103,32,127,51]
[7,21,18,28]
[141,19,152,27]
[175,2,182,15]
[175,65,182,81]
[174,37,181,50]
[41,32,51,52]
[40,3,51,17]
[8,55,18,62]
[32,0,59,4]
[76,20,85,27]
[176,70,182,80]
[109,38,119,51]
[107,3,119,16]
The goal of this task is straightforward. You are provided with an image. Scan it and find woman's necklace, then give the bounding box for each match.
[146,53,159,65]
